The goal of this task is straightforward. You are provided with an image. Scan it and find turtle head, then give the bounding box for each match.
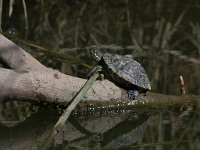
[90,48,103,62]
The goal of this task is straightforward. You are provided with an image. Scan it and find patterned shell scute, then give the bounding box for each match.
[103,53,151,90]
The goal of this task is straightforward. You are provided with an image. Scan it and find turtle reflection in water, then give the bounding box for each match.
[0,101,38,127]
[90,47,151,100]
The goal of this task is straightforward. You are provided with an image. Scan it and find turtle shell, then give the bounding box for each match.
[102,53,151,91]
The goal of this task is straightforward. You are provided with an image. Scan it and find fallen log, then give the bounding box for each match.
[0,34,199,113]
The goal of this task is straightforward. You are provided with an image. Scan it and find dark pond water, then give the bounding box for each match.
[0,1,200,149]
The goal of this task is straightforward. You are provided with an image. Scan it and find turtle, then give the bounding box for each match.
[90,47,151,100]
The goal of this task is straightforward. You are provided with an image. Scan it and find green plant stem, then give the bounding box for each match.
[39,67,101,150]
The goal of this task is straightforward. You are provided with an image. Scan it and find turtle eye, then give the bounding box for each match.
[94,53,100,60]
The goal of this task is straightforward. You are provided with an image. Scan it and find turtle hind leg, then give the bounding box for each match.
[128,90,140,100]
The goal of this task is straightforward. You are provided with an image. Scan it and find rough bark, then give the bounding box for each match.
[0,34,123,104]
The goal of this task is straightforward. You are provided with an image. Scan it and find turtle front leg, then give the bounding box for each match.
[87,66,104,80]
[128,90,140,100]
[99,72,104,81]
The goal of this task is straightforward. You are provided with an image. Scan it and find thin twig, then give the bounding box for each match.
[22,0,28,39]
[163,49,200,64]
[161,0,192,49]
[126,0,142,51]
[172,0,192,33]
[9,0,15,17]
[44,13,60,43]
[74,3,87,47]
[0,0,2,32]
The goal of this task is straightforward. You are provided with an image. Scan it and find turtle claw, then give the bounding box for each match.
[87,66,103,80]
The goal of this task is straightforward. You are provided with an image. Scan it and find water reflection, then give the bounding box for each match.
[0,106,148,149]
